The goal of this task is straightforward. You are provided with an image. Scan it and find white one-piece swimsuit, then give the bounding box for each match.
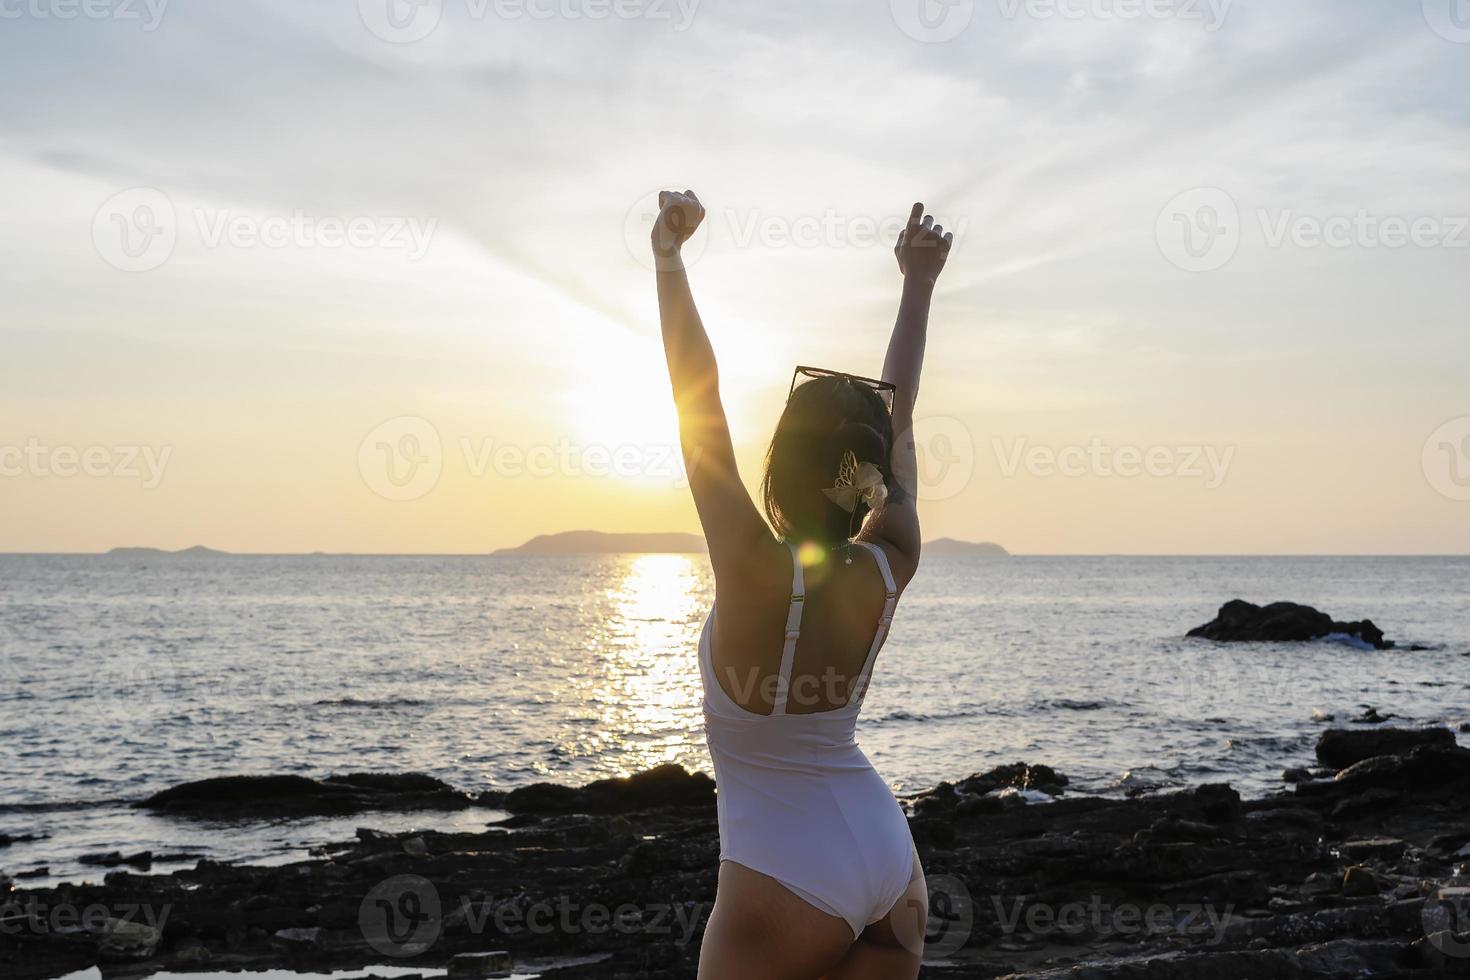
[697,540,915,939]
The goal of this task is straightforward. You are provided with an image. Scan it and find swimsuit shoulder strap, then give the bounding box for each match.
[770,540,805,715]
[850,540,899,704]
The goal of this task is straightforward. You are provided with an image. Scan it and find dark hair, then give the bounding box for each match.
[761,375,894,546]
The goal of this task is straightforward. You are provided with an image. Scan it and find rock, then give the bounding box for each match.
[1329,788,1399,819]
[1351,706,1395,724]
[1338,838,1407,862]
[956,762,1070,797]
[1325,745,1470,796]
[1109,767,1180,797]
[137,772,473,818]
[1314,727,1454,770]
[1187,599,1393,649]
[1282,767,1312,783]
[174,943,212,966]
[79,850,152,869]
[1427,832,1470,857]
[448,950,514,977]
[1302,871,1338,896]
[271,927,326,949]
[912,782,959,817]
[9,758,1470,980]
[503,764,714,814]
[955,794,1005,817]
[94,917,162,962]
[1341,865,1386,897]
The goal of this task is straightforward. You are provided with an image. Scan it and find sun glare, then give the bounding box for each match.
[560,349,680,455]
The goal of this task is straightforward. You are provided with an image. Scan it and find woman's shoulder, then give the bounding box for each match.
[710,533,794,595]
[855,534,918,593]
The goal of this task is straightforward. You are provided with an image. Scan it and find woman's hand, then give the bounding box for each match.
[894,202,953,285]
[651,189,706,264]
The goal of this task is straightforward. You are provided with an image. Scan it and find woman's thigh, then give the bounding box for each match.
[696,861,855,980]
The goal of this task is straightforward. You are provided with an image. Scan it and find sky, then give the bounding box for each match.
[1,0,1468,554]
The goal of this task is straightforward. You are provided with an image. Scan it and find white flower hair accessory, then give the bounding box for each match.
[822,450,889,514]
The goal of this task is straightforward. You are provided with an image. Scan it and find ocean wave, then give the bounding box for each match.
[1032,697,1117,712]
[0,797,134,815]
[868,707,989,725]
[311,697,431,709]
[870,698,1120,725]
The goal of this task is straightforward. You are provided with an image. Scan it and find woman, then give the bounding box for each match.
[653,190,952,980]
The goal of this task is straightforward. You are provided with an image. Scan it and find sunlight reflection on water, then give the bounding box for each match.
[577,554,707,777]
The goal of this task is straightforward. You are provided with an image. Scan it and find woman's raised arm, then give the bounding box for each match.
[652,191,769,565]
[867,203,953,571]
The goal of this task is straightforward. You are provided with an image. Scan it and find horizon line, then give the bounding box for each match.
[3,551,1468,559]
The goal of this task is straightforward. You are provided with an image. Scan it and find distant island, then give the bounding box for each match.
[922,538,1010,557]
[106,546,231,558]
[495,531,708,556]
[497,532,1009,557]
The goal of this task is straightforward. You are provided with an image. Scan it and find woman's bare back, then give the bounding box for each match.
[708,537,903,716]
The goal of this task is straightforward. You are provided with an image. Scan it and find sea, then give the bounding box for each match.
[1,553,1466,886]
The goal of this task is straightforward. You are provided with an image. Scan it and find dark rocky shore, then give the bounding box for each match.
[4,731,1470,980]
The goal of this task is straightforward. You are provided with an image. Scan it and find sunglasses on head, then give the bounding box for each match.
[789,366,897,412]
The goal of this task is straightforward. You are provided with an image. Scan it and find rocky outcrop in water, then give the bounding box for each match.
[136,772,474,818]
[8,746,1470,980]
[1188,600,1394,650]
[497,763,715,815]
[1316,727,1456,770]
